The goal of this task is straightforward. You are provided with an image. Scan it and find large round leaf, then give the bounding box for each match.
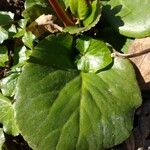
[103,0,150,38]
[15,34,141,150]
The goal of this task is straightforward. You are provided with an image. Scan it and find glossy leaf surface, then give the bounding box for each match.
[76,37,112,72]
[103,0,150,38]
[15,34,141,150]
[64,0,101,34]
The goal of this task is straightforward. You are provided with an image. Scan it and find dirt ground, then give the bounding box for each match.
[0,0,150,150]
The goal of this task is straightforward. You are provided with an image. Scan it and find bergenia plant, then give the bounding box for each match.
[0,0,150,149]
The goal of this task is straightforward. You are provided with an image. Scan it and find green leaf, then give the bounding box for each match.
[0,27,8,44]
[0,11,14,25]
[68,0,78,17]
[0,46,8,67]
[101,0,110,5]
[22,31,36,49]
[103,0,150,38]
[0,11,15,41]
[13,46,31,68]
[15,34,141,150]
[24,0,48,8]
[82,0,100,26]
[78,0,91,21]
[0,46,31,97]
[64,0,101,34]
[14,19,28,38]
[18,19,28,29]
[0,128,5,149]
[97,27,134,53]
[7,24,17,38]
[69,0,90,21]
[76,37,112,73]
[27,34,75,68]
[121,38,134,53]
[22,0,52,22]
[0,73,19,97]
[0,94,19,136]
[23,0,101,34]
[14,29,26,38]
[0,25,16,43]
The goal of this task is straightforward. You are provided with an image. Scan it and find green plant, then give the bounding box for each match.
[0,0,150,149]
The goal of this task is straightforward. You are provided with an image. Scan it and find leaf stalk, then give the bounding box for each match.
[111,48,150,58]
[48,0,74,26]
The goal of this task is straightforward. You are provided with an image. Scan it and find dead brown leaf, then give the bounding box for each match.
[27,14,63,37]
[128,37,150,90]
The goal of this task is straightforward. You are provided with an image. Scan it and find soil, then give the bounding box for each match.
[0,0,150,150]
[0,0,24,19]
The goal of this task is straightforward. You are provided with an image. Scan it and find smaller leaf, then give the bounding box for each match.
[18,19,28,29]
[13,46,31,68]
[14,29,26,38]
[0,46,30,97]
[0,93,19,136]
[64,0,101,34]
[0,27,8,44]
[22,32,36,49]
[0,73,19,97]
[24,0,48,8]
[22,2,52,23]
[69,0,90,21]
[14,19,28,38]
[76,37,112,73]
[0,46,8,67]
[0,11,15,42]
[69,0,78,17]
[0,128,5,149]
[0,11,14,25]
[78,0,91,20]
[0,25,16,43]
[8,24,17,38]
[83,0,100,26]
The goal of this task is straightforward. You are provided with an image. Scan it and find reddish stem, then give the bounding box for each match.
[48,0,74,26]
